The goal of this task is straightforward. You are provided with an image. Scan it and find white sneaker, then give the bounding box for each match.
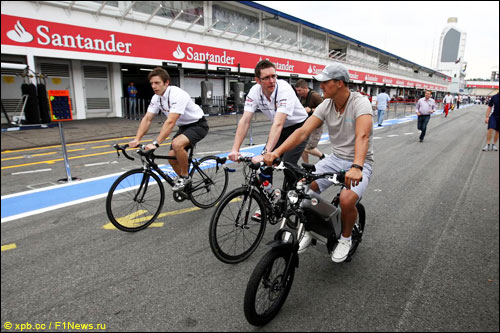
[331,238,352,263]
[492,145,498,151]
[298,231,313,254]
[482,144,490,151]
[172,177,191,192]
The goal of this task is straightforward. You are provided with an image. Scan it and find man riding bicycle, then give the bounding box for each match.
[228,60,309,221]
[264,63,374,263]
[128,67,208,192]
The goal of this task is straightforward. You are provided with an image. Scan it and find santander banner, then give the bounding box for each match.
[2,14,446,90]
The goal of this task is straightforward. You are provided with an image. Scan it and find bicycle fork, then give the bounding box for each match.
[134,172,152,203]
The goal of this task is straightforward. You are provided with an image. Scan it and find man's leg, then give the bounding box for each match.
[339,190,359,238]
[171,134,190,177]
[301,150,310,164]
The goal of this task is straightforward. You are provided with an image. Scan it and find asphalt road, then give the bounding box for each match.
[1,105,498,332]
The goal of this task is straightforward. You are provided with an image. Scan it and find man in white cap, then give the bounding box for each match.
[264,63,374,263]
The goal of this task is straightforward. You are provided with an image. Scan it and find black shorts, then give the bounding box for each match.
[171,117,209,150]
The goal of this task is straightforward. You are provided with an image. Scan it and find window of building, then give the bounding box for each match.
[212,4,259,38]
[133,1,204,26]
[302,28,325,53]
[264,19,298,47]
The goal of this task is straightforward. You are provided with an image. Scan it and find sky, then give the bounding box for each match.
[254,1,499,80]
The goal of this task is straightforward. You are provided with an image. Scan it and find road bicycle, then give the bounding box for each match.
[244,162,366,326]
[209,156,303,264]
[106,144,229,232]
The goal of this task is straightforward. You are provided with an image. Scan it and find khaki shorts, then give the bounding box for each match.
[314,153,373,200]
[306,127,322,150]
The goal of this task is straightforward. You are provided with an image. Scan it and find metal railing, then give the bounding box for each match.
[121,96,244,120]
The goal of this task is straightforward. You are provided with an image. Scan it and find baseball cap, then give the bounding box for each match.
[314,63,350,82]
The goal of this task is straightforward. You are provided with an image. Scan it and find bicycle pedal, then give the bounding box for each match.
[173,191,188,202]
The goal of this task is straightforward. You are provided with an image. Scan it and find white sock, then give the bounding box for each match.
[340,235,352,242]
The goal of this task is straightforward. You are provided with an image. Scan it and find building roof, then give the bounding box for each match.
[239,1,450,79]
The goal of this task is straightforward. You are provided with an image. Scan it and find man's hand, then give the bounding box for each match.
[485,117,490,124]
[144,143,157,151]
[417,112,421,116]
[345,167,363,189]
[228,150,241,162]
[264,151,280,166]
[128,140,140,148]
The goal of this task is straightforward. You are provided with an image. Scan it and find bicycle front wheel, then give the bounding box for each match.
[209,187,267,264]
[189,155,229,208]
[244,248,296,326]
[106,169,165,232]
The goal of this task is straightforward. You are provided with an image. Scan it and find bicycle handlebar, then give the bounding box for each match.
[113,144,135,161]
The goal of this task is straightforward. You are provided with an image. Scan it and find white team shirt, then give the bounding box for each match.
[444,95,453,104]
[147,86,204,126]
[244,79,307,127]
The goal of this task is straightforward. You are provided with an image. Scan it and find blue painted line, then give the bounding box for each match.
[0,144,264,222]
[1,104,473,222]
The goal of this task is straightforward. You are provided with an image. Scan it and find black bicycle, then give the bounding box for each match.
[106,144,229,232]
[244,163,366,326]
[208,157,303,264]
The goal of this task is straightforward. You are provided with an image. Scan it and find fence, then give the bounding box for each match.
[374,100,445,123]
[121,96,243,120]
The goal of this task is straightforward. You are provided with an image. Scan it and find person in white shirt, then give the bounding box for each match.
[129,67,208,192]
[228,60,308,165]
[443,92,453,117]
[228,60,308,221]
[375,88,391,126]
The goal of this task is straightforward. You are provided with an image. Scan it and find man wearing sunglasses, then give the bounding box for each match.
[264,63,374,263]
[129,67,208,192]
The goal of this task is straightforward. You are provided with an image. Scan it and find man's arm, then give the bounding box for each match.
[485,106,492,124]
[228,111,254,161]
[144,113,180,150]
[129,112,155,147]
[345,114,371,189]
[415,99,421,116]
[264,115,323,165]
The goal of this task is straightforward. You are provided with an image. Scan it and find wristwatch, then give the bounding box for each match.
[351,164,363,171]
[152,140,160,148]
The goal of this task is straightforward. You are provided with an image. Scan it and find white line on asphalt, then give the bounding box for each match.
[388,135,399,137]
[12,169,52,175]
[374,137,382,139]
[404,133,414,135]
[84,162,110,167]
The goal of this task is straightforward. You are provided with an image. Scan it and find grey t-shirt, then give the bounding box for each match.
[313,92,374,165]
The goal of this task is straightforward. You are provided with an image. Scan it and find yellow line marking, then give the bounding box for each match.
[102,206,202,230]
[2,143,173,170]
[67,148,86,152]
[2,151,59,161]
[1,156,24,161]
[1,136,136,154]
[1,243,17,252]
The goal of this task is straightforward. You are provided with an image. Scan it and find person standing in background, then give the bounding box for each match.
[295,79,326,163]
[375,88,391,126]
[127,81,138,115]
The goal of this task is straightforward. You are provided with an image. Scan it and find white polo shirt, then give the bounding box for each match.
[244,79,307,128]
[147,86,204,126]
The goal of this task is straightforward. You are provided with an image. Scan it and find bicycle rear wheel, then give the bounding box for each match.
[209,187,267,264]
[106,169,165,232]
[188,155,229,208]
[244,248,296,326]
